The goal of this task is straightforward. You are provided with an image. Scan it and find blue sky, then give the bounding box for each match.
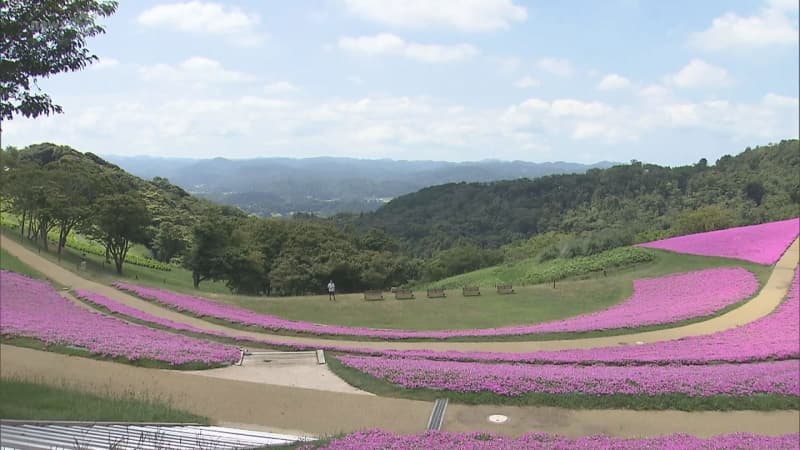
[5,0,798,165]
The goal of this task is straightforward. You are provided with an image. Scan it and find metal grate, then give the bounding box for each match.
[0,421,313,450]
[426,398,448,431]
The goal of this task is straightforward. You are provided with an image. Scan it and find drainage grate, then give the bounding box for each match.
[427,398,448,431]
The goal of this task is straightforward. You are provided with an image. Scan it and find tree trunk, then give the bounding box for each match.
[192,272,201,288]
[20,210,26,237]
[39,220,48,251]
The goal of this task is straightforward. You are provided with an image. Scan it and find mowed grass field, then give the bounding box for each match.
[207,250,771,331]
[0,378,207,423]
[1,229,771,332]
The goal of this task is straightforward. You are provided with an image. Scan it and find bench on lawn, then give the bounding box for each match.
[426,288,446,299]
[395,288,415,300]
[497,284,515,294]
[462,286,481,297]
[364,290,384,301]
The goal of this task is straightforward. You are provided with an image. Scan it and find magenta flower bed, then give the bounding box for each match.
[111,267,757,339]
[301,430,800,450]
[84,269,798,366]
[0,271,241,366]
[639,217,799,265]
[363,268,800,366]
[338,355,800,396]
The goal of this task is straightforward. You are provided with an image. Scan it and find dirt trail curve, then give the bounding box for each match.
[2,345,799,438]
[2,235,798,353]
[1,235,799,437]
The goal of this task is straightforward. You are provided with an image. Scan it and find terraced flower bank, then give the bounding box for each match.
[639,217,799,264]
[112,267,757,340]
[81,268,799,368]
[336,355,800,396]
[300,430,800,450]
[0,271,241,367]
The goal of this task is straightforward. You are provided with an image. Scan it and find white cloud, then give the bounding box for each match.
[537,58,573,76]
[665,59,733,88]
[137,1,264,46]
[550,99,612,117]
[597,73,631,91]
[763,93,799,108]
[263,81,299,94]
[514,76,540,88]
[91,57,119,70]
[689,0,799,51]
[342,0,527,31]
[138,57,257,84]
[338,33,478,63]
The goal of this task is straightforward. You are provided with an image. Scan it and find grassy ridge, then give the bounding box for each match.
[0,377,207,423]
[326,355,800,411]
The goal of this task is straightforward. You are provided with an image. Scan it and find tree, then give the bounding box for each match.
[185,216,232,288]
[0,0,118,146]
[89,193,151,274]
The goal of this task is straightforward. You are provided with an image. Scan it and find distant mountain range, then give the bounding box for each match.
[102,155,617,216]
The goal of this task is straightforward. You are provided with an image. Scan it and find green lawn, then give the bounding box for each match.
[0,377,208,423]
[0,247,44,279]
[326,355,799,411]
[203,250,770,332]
[1,227,772,334]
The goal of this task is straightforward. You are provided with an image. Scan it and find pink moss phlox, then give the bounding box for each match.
[0,271,241,366]
[638,218,799,264]
[300,430,800,450]
[111,267,757,339]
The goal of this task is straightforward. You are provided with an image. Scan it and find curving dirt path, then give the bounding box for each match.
[2,345,798,438]
[2,235,797,353]
[2,234,799,438]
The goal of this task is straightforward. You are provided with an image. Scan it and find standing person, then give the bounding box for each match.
[327,280,336,301]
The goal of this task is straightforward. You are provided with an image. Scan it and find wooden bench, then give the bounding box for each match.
[395,288,415,300]
[426,288,446,299]
[462,286,481,297]
[364,290,384,301]
[497,284,515,294]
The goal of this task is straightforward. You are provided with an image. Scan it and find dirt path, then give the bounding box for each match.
[3,345,798,438]
[2,235,797,353]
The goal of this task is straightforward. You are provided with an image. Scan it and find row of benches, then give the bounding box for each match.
[364,285,515,301]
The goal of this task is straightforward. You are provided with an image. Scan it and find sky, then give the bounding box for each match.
[4,0,799,165]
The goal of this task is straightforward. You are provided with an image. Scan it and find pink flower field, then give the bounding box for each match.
[638,217,799,264]
[0,271,241,367]
[300,430,800,450]
[80,268,799,367]
[337,355,800,396]
[112,267,757,339]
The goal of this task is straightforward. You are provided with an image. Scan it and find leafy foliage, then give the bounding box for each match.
[346,140,799,257]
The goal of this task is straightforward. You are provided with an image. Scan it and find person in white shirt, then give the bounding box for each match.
[327,280,336,301]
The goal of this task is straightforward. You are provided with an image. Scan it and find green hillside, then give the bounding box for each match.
[347,140,799,257]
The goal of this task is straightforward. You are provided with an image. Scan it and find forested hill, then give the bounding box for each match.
[103,155,616,217]
[346,140,799,256]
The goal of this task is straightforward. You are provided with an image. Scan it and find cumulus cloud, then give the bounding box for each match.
[689,0,799,51]
[137,1,264,46]
[514,76,540,88]
[338,33,478,63]
[597,73,631,91]
[665,59,733,88]
[138,57,257,84]
[342,0,527,31]
[537,58,573,77]
[263,81,299,94]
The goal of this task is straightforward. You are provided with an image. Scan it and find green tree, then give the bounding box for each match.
[89,193,151,274]
[0,0,118,146]
[185,216,232,288]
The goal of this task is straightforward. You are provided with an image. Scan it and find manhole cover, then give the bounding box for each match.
[487,414,508,424]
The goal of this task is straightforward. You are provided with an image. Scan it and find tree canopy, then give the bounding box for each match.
[0,0,118,144]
